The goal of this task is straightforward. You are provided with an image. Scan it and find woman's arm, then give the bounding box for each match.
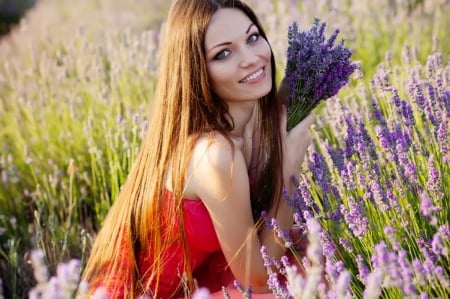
[188,113,313,292]
[189,134,271,291]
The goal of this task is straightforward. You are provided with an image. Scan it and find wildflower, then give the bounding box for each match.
[306,218,323,265]
[325,142,345,172]
[233,280,251,298]
[363,269,383,299]
[412,259,427,283]
[340,161,356,190]
[436,121,449,155]
[335,270,352,299]
[261,245,289,297]
[284,18,357,129]
[433,266,450,289]
[439,225,450,239]
[308,152,332,205]
[426,155,443,199]
[320,231,335,258]
[419,189,440,225]
[271,218,293,247]
[383,226,401,251]
[356,255,370,283]
[285,265,305,298]
[400,99,415,126]
[341,197,369,239]
[369,181,390,212]
[192,287,210,299]
[431,232,448,257]
[92,287,108,299]
[30,249,49,285]
[375,125,391,151]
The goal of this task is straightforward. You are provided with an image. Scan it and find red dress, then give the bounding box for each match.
[96,191,233,298]
[138,194,234,298]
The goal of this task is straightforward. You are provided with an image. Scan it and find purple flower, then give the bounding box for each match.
[433,266,450,289]
[369,181,390,212]
[340,197,369,239]
[375,125,391,150]
[436,120,449,154]
[371,98,386,124]
[356,255,369,283]
[419,190,440,219]
[412,259,426,282]
[271,217,293,247]
[308,152,331,195]
[439,225,450,239]
[339,237,353,253]
[400,100,415,126]
[340,161,356,190]
[426,155,443,199]
[233,280,252,298]
[285,18,357,129]
[192,288,211,299]
[325,142,345,172]
[431,232,448,256]
[371,241,390,269]
[320,231,335,258]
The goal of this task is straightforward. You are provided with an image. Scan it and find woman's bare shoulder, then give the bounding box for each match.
[184,132,247,199]
[191,132,240,168]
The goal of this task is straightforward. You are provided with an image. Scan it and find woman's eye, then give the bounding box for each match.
[248,33,260,43]
[214,50,231,60]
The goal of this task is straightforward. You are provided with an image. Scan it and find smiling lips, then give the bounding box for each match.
[239,67,265,83]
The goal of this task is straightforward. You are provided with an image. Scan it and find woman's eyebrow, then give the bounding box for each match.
[207,23,256,53]
[246,23,256,34]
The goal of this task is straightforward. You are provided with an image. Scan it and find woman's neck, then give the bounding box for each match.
[227,101,256,138]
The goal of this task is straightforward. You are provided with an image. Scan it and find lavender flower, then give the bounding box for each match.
[431,232,448,257]
[192,288,211,299]
[341,197,369,239]
[233,280,252,299]
[284,18,358,129]
[339,237,353,253]
[419,189,441,226]
[356,255,370,284]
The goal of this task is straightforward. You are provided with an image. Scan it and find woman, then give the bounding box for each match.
[82,0,315,297]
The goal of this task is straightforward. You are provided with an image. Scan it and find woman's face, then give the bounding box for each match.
[204,8,272,104]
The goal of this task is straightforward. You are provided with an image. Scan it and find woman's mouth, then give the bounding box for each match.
[239,67,265,83]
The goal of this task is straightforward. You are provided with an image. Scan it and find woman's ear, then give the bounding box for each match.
[277,77,289,107]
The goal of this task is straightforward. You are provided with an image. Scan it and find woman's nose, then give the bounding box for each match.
[239,46,258,67]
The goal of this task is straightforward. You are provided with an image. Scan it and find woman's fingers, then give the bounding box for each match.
[300,112,316,127]
[294,113,316,132]
[288,112,315,143]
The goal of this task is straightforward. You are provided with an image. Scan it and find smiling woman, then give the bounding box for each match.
[205,8,272,104]
[81,0,315,298]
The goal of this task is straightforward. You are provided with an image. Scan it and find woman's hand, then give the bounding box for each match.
[278,75,314,178]
[280,104,315,185]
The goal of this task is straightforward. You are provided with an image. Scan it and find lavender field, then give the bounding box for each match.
[0,0,449,298]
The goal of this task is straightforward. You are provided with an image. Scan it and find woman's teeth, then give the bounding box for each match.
[240,68,263,83]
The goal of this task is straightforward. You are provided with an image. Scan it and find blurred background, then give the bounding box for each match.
[0,0,36,37]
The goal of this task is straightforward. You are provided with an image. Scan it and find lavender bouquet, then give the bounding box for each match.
[284,18,358,130]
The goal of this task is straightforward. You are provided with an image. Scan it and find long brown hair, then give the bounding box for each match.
[82,0,283,296]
